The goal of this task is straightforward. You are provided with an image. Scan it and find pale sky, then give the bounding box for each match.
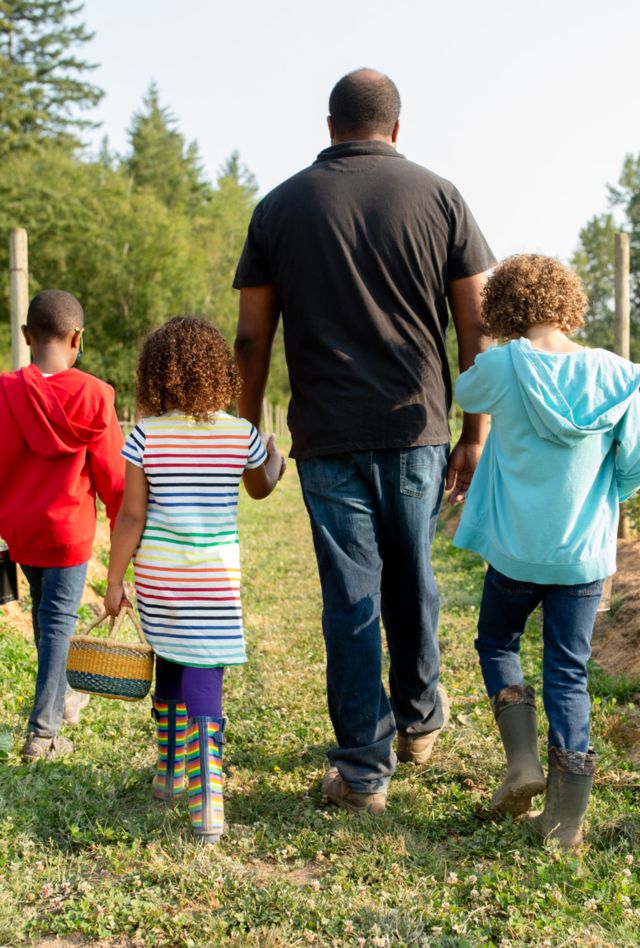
[83,0,639,262]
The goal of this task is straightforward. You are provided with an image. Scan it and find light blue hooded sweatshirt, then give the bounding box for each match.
[453,338,640,584]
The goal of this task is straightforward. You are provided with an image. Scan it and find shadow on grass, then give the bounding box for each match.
[0,756,188,853]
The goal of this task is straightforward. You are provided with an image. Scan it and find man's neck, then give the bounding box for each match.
[331,133,394,145]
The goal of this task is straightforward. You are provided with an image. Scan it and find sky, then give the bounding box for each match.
[82,0,639,262]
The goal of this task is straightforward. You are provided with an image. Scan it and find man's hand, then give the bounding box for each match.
[446,439,484,504]
[265,433,286,481]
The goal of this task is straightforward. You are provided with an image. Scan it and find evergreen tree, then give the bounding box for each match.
[572,153,640,358]
[125,83,212,211]
[0,0,102,154]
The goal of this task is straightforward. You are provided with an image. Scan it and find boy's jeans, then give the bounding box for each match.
[476,565,603,753]
[298,445,449,793]
[21,563,88,737]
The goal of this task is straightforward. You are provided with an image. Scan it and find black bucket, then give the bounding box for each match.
[0,542,18,605]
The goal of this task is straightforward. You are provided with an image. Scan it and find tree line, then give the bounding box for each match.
[0,0,288,413]
[1,1,638,414]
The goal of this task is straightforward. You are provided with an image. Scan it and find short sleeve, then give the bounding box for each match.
[122,421,146,469]
[447,186,496,282]
[245,424,268,470]
[233,203,273,288]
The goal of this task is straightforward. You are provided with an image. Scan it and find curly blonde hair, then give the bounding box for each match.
[481,254,588,339]
[137,316,241,422]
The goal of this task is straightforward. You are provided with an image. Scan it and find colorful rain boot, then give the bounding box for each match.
[186,716,225,844]
[151,697,187,800]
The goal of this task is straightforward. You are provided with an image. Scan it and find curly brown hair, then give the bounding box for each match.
[136,316,241,421]
[481,254,588,339]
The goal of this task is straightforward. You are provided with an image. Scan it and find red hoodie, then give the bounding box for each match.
[0,365,125,567]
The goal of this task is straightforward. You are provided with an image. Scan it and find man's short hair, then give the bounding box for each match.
[26,290,84,341]
[329,69,401,138]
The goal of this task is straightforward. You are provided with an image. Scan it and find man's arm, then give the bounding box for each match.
[446,271,493,503]
[234,285,281,428]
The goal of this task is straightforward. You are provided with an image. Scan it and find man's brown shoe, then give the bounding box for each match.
[396,684,450,764]
[321,767,387,815]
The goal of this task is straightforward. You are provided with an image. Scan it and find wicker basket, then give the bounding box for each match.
[66,607,153,701]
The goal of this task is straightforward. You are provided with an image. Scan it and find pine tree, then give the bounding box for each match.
[0,0,102,154]
[572,153,640,357]
[125,83,212,211]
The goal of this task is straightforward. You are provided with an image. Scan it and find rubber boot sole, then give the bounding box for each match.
[490,777,546,816]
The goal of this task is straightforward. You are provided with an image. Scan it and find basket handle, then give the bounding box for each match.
[81,607,146,644]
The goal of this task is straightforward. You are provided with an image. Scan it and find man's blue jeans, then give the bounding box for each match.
[298,445,449,793]
[476,566,603,753]
[21,563,88,737]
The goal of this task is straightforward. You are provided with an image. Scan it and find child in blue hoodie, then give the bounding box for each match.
[454,254,640,849]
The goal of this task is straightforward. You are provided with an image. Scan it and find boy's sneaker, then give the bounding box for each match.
[321,767,387,814]
[63,691,90,726]
[396,684,451,764]
[20,734,73,763]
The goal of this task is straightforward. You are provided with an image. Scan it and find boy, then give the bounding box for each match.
[453,255,640,848]
[0,290,124,761]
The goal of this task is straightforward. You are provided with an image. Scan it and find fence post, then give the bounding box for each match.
[615,231,631,539]
[9,228,30,370]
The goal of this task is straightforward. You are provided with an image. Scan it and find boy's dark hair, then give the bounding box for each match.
[329,69,401,138]
[481,255,588,339]
[26,290,84,341]
[137,316,241,423]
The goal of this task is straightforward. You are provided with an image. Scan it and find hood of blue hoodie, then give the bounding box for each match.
[509,338,640,445]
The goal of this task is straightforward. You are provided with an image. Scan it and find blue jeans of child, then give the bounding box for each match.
[298,445,449,793]
[476,566,603,752]
[22,563,88,737]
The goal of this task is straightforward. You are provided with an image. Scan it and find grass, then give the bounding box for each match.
[1,461,639,946]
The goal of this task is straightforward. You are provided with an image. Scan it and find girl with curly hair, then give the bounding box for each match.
[104,316,284,844]
[453,255,640,849]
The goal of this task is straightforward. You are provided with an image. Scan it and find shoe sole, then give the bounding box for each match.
[490,779,546,816]
[323,795,386,815]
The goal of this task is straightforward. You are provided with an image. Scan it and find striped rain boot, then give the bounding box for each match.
[151,697,187,800]
[186,716,226,844]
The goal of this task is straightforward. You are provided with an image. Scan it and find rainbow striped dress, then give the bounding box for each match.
[122,412,266,667]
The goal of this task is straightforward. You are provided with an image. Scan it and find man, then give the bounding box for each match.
[233,68,495,813]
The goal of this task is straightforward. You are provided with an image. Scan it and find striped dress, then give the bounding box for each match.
[122,412,267,666]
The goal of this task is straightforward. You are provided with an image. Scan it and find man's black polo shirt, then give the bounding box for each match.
[234,141,495,460]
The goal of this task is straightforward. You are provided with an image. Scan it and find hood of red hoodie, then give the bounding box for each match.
[1,365,113,458]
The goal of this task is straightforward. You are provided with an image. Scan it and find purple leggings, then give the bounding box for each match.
[155,655,224,718]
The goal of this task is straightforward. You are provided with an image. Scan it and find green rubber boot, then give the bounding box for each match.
[525,746,596,850]
[489,685,546,816]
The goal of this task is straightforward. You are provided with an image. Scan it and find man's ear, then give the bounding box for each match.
[21,325,31,346]
[71,328,82,351]
[391,119,400,144]
[327,115,334,142]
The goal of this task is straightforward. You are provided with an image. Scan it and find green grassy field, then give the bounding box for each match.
[1,461,639,947]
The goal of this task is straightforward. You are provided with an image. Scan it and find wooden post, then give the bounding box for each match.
[9,228,29,370]
[615,231,631,538]
[614,232,630,360]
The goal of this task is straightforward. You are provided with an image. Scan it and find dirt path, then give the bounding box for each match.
[592,538,640,680]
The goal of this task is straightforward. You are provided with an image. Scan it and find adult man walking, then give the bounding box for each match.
[234,68,495,813]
